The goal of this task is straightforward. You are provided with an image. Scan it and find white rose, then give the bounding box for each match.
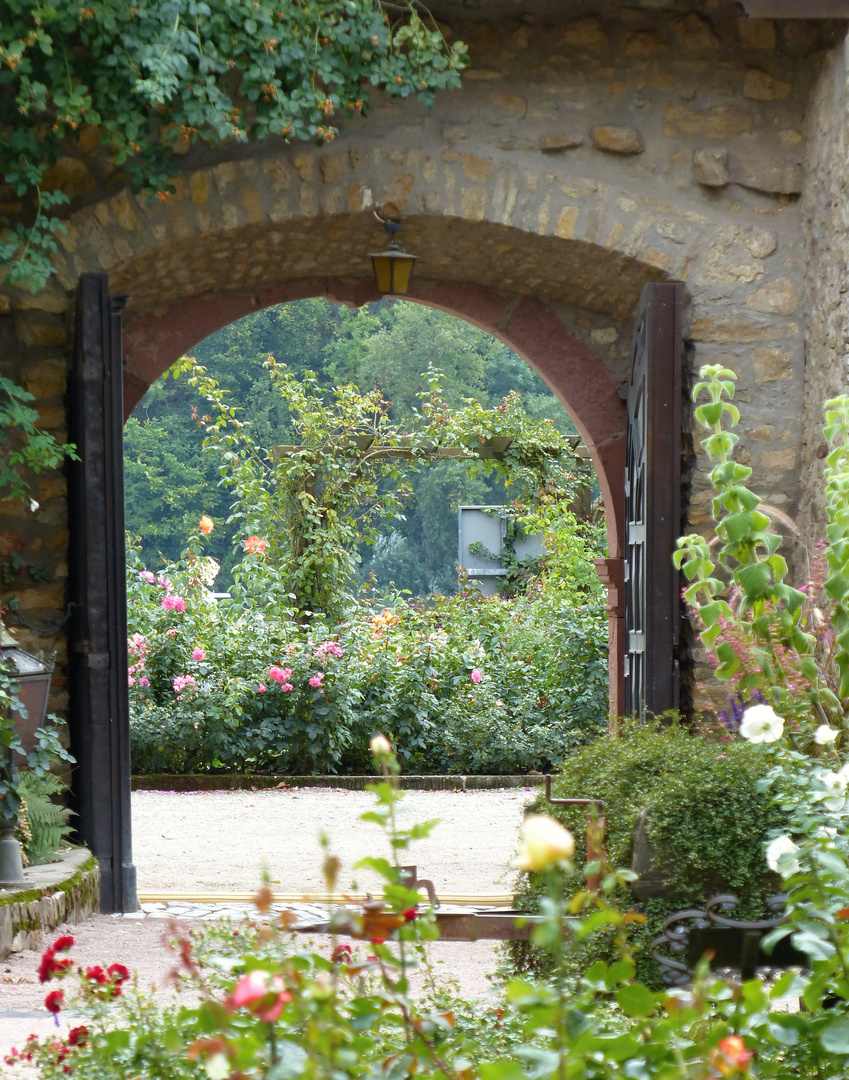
[369,733,392,757]
[513,815,575,873]
[766,835,801,877]
[815,725,839,745]
[739,704,784,744]
[817,770,848,812]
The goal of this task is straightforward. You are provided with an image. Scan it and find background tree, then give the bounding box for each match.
[124,300,586,593]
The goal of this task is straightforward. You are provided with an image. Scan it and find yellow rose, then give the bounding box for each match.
[513,814,575,872]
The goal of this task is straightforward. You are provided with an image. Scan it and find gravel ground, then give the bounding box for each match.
[0,786,534,1055]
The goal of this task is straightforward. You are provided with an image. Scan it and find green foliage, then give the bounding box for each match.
[175,354,580,620]
[21,741,849,1080]
[16,768,74,864]
[676,365,849,734]
[0,374,77,505]
[508,724,789,987]
[0,1,466,289]
[126,533,607,776]
[123,299,581,595]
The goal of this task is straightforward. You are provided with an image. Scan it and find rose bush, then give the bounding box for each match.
[16,740,849,1080]
[126,527,607,776]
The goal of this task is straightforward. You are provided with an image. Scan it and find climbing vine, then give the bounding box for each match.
[0,0,467,290]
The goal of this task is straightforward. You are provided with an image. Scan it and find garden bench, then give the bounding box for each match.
[650,894,807,986]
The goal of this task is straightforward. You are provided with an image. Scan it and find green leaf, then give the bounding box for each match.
[614,983,656,1017]
[821,1018,849,1055]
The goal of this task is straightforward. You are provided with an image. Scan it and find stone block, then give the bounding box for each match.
[0,294,10,315]
[539,132,584,153]
[591,126,644,155]
[698,229,763,283]
[625,31,663,58]
[743,228,778,259]
[22,360,66,399]
[737,17,776,50]
[729,156,803,195]
[746,277,799,315]
[751,347,793,381]
[554,206,579,239]
[561,17,608,50]
[743,68,792,101]
[489,93,527,118]
[663,104,753,139]
[761,448,798,469]
[17,290,69,314]
[642,247,675,273]
[189,171,210,205]
[692,148,729,187]
[41,158,97,201]
[14,317,67,348]
[676,12,722,52]
[39,475,68,501]
[462,155,493,182]
[690,315,794,343]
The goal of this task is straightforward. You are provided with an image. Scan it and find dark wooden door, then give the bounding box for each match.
[67,273,138,913]
[624,283,683,720]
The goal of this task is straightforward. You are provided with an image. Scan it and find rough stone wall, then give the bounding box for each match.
[0,0,837,717]
[799,37,849,556]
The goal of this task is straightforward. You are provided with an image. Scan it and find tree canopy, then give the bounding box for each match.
[124,299,583,596]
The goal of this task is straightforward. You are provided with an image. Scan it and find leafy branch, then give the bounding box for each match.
[0,0,467,290]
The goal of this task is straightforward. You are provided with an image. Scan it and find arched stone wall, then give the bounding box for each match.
[0,0,824,722]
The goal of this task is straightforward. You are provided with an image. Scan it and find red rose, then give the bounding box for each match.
[44,990,64,1014]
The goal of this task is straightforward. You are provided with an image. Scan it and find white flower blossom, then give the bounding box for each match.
[815,725,839,745]
[816,770,848,812]
[370,733,392,757]
[739,704,784,744]
[766,835,801,877]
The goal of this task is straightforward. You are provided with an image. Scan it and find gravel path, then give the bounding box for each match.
[0,786,534,1055]
[132,786,532,896]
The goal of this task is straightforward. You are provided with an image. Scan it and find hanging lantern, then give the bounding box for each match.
[369,219,418,295]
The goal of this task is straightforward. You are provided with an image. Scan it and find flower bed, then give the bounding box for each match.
[127,548,608,776]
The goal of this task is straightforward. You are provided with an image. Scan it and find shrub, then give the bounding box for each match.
[507,724,790,987]
[127,535,608,775]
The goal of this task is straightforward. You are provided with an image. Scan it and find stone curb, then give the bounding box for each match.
[0,848,100,959]
[131,774,547,792]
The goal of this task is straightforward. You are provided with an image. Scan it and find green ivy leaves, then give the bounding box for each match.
[0,1,467,289]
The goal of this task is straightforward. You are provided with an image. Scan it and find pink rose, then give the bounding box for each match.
[309,672,325,688]
[175,597,186,613]
[127,675,135,687]
[192,647,205,661]
[281,683,293,692]
[139,570,155,584]
[166,628,177,638]
[258,683,267,693]
[138,676,150,688]
[470,668,482,684]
